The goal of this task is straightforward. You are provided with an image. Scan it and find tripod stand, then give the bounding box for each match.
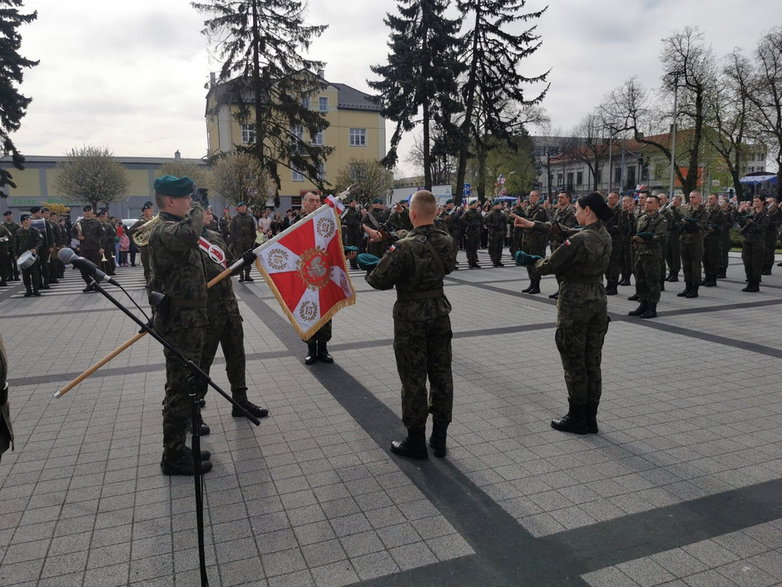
[89,278,261,586]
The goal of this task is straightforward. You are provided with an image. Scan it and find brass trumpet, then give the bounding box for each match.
[131,215,161,247]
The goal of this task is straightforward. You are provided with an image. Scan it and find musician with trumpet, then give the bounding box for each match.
[128,201,156,285]
[71,205,105,293]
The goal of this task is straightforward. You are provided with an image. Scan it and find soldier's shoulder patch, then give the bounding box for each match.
[389,244,396,253]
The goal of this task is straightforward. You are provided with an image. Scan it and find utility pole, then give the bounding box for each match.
[669,77,679,198]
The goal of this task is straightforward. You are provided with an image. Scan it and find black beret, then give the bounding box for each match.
[29,205,41,213]
[83,205,92,212]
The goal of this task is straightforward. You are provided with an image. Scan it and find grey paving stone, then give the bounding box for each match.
[616,557,676,586]
[583,566,640,586]
[262,547,308,577]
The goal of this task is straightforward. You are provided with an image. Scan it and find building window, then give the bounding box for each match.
[319,97,328,112]
[576,171,583,186]
[312,131,324,146]
[241,124,255,144]
[556,173,563,187]
[292,164,305,182]
[614,167,622,184]
[566,172,574,191]
[301,97,310,110]
[349,128,366,147]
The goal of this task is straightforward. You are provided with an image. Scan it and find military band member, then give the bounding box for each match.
[2,211,20,281]
[148,175,212,476]
[365,190,457,459]
[520,190,550,294]
[29,206,54,289]
[229,201,256,282]
[388,200,413,232]
[737,196,770,292]
[13,214,42,297]
[548,191,578,299]
[628,195,667,319]
[72,205,105,293]
[0,221,12,286]
[604,192,627,295]
[701,193,728,287]
[678,191,708,298]
[718,198,735,277]
[128,201,156,285]
[662,194,683,281]
[762,196,781,275]
[484,200,507,267]
[462,199,483,268]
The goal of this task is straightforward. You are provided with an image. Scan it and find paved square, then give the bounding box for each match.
[1,248,780,585]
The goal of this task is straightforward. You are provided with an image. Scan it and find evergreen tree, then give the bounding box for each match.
[0,0,38,192]
[369,0,464,190]
[192,0,331,204]
[453,0,548,203]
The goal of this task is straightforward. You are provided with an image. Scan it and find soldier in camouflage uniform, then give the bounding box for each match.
[198,208,269,420]
[520,190,549,294]
[0,221,11,287]
[514,192,611,435]
[388,200,413,231]
[762,196,781,275]
[719,198,736,277]
[678,191,708,298]
[229,202,257,282]
[604,192,626,295]
[362,199,389,258]
[148,175,212,476]
[72,205,105,293]
[484,200,507,267]
[619,195,636,285]
[462,200,483,268]
[366,190,457,460]
[128,201,155,285]
[628,195,667,319]
[737,196,770,292]
[13,214,43,297]
[662,195,683,282]
[341,199,363,269]
[701,193,728,287]
[97,209,116,276]
[2,211,20,281]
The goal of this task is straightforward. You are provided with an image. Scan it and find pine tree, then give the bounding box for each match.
[0,0,38,192]
[454,0,548,203]
[192,0,331,203]
[369,0,464,190]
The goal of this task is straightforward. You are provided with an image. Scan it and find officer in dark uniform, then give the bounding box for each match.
[229,201,256,282]
[365,190,457,459]
[13,214,43,297]
[148,175,212,476]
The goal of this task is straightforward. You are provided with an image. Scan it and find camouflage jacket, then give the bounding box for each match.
[201,229,240,318]
[0,225,11,253]
[229,213,256,248]
[634,211,667,256]
[74,218,104,253]
[365,224,457,322]
[388,208,413,231]
[737,210,769,243]
[13,226,42,256]
[522,203,550,248]
[551,205,578,245]
[462,208,483,235]
[679,204,708,243]
[530,221,611,322]
[703,205,728,239]
[484,209,507,236]
[148,205,208,326]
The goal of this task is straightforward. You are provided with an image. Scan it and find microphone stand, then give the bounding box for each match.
[87,277,261,587]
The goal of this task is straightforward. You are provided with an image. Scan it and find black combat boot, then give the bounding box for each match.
[161,448,213,476]
[605,281,618,295]
[521,282,533,292]
[684,284,699,298]
[585,404,599,434]
[702,276,717,287]
[317,342,334,364]
[548,290,559,300]
[619,276,631,286]
[627,292,639,301]
[668,272,679,282]
[390,427,428,460]
[527,279,541,294]
[742,281,760,292]
[628,302,647,317]
[24,287,33,298]
[304,341,318,365]
[551,402,588,434]
[659,280,665,292]
[232,397,269,418]
[677,281,691,297]
[717,269,727,278]
[0,278,7,287]
[429,420,449,458]
[640,302,657,319]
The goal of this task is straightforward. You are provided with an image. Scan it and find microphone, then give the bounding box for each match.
[58,248,120,287]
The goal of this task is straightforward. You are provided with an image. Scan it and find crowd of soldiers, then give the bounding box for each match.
[351,189,781,314]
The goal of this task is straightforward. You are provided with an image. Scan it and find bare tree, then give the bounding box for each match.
[208,151,268,208]
[561,113,611,191]
[748,26,782,198]
[54,146,129,211]
[157,161,212,192]
[333,159,393,204]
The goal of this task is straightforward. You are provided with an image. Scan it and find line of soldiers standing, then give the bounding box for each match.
[1,207,70,297]
[70,205,119,293]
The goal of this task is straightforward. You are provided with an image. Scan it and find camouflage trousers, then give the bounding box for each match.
[742,240,765,283]
[393,315,453,429]
[680,238,704,285]
[488,233,505,265]
[666,232,681,274]
[464,232,480,266]
[555,307,609,407]
[201,312,247,402]
[304,319,332,344]
[606,239,624,282]
[702,237,721,280]
[634,253,662,303]
[157,316,207,453]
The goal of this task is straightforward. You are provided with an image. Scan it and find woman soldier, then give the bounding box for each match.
[512,192,612,434]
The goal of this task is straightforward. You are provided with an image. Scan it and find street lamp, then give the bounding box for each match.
[669,74,680,199]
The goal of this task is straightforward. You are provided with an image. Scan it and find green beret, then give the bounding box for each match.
[445,199,454,205]
[142,201,154,210]
[357,253,381,270]
[372,198,383,204]
[154,175,194,197]
[236,201,246,207]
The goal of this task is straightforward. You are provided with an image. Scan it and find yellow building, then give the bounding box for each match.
[205,70,386,204]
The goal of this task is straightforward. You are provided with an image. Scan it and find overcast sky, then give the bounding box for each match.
[11,0,779,176]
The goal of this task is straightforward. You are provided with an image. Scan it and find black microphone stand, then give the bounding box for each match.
[87,277,261,587]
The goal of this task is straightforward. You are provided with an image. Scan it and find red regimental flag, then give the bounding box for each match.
[255,204,356,339]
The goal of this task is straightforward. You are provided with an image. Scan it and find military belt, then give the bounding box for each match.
[170,297,207,308]
[397,288,444,301]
